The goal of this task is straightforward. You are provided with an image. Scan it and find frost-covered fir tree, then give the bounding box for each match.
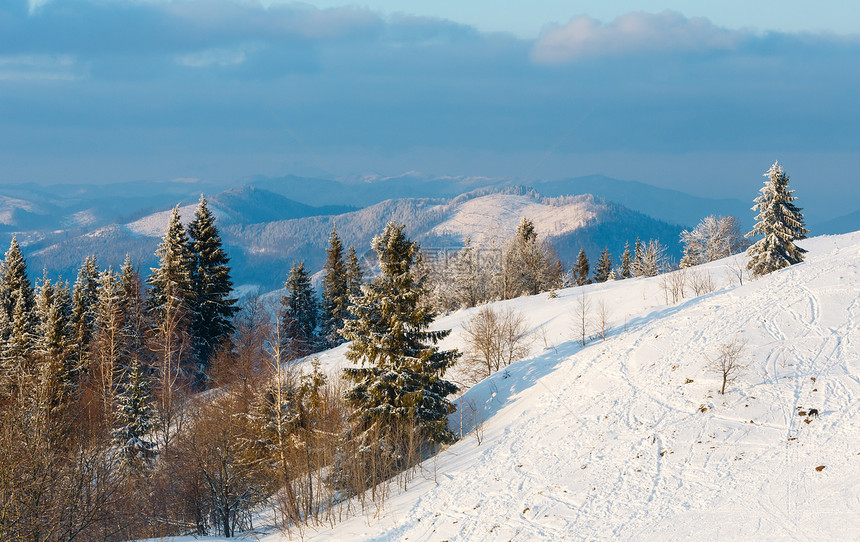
[147,206,195,377]
[113,358,156,467]
[342,222,460,445]
[71,256,100,369]
[573,248,590,286]
[1,237,35,326]
[92,268,126,414]
[120,256,149,362]
[593,248,613,283]
[632,238,645,277]
[346,246,364,299]
[280,261,319,359]
[148,206,195,320]
[620,241,632,279]
[34,277,78,413]
[746,162,808,277]
[320,226,349,348]
[453,236,482,309]
[0,239,37,382]
[187,195,237,367]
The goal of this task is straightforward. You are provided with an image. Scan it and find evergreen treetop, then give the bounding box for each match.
[573,248,590,286]
[320,226,349,348]
[187,195,238,367]
[593,248,613,283]
[280,261,319,359]
[147,206,195,318]
[746,162,809,276]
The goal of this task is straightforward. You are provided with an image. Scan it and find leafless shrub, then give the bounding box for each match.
[461,307,531,384]
[688,269,716,296]
[659,267,688,304]
[729,255,750,286]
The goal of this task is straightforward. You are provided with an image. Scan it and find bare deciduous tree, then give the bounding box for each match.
[596,299,610,342]
[573,293,591,346]
[461,307,531,384]
[709,336,747,395]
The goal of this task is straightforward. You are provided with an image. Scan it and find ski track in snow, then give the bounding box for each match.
[151,232,860,542]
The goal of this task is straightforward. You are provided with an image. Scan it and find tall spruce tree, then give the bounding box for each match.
[0,239,37,383]
[112,358,156,467]
[187,195,237,368]
[746,162,809,276]
[620,241,632,279]
[1,237,35,324]
[632,238,645,277]
[346,246,364,299]
[593,248,613,283]
[147,206,194,321]
[34,277,78,414]
[71,256,100,369]
[573,248,590,286]
[341,222,460,445]
[280,261,319,359]
[92,268,126,415]
[120,256,148,364]
[320,226,349,348]
[453,236,482,309]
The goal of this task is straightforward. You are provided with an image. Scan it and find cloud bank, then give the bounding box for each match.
[532,11,745,63]
[1,0,859,208]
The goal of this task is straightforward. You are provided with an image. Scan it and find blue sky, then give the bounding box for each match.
[3,0,859,218]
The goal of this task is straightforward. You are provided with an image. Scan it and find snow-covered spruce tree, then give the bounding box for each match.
[620,241,632,279]
[280,261,319,359]
[320,226,349,348]
[346,246,364,299]
[632,238,645,277]
[91,268,126,417]
[148,206,195,319]
[112,358,156,467]
[148,206,195,444]
[341,222,460,446]
[188,195,238,369]
[34,277,78,414]
[745,162,809,277]
[501,217,563,298]
[120,255,149,364]
[71,255,100,371]
[453,236,482,309]
[573,248,590,286]
[0,239,37,387]
[593,248,613,283]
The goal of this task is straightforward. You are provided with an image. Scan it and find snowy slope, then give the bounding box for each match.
[297,232,860,541]
[137,232,860,542]
[428,193,600,245]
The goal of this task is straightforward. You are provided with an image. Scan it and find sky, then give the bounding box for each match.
[2,0,859,218]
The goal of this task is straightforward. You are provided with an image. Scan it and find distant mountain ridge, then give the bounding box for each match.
[2,172,845,293]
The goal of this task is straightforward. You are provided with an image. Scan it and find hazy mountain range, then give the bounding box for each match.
[1,174,854,293]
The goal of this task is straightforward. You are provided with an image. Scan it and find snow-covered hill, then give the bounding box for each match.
[273,232,859,541]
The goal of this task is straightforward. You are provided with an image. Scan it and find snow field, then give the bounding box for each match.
[305,232,860,541]
[150,232,860,541]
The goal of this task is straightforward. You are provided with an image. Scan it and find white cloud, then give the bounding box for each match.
[176,46,250,68]
[531,11,745,64]
[0,54,78,81]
